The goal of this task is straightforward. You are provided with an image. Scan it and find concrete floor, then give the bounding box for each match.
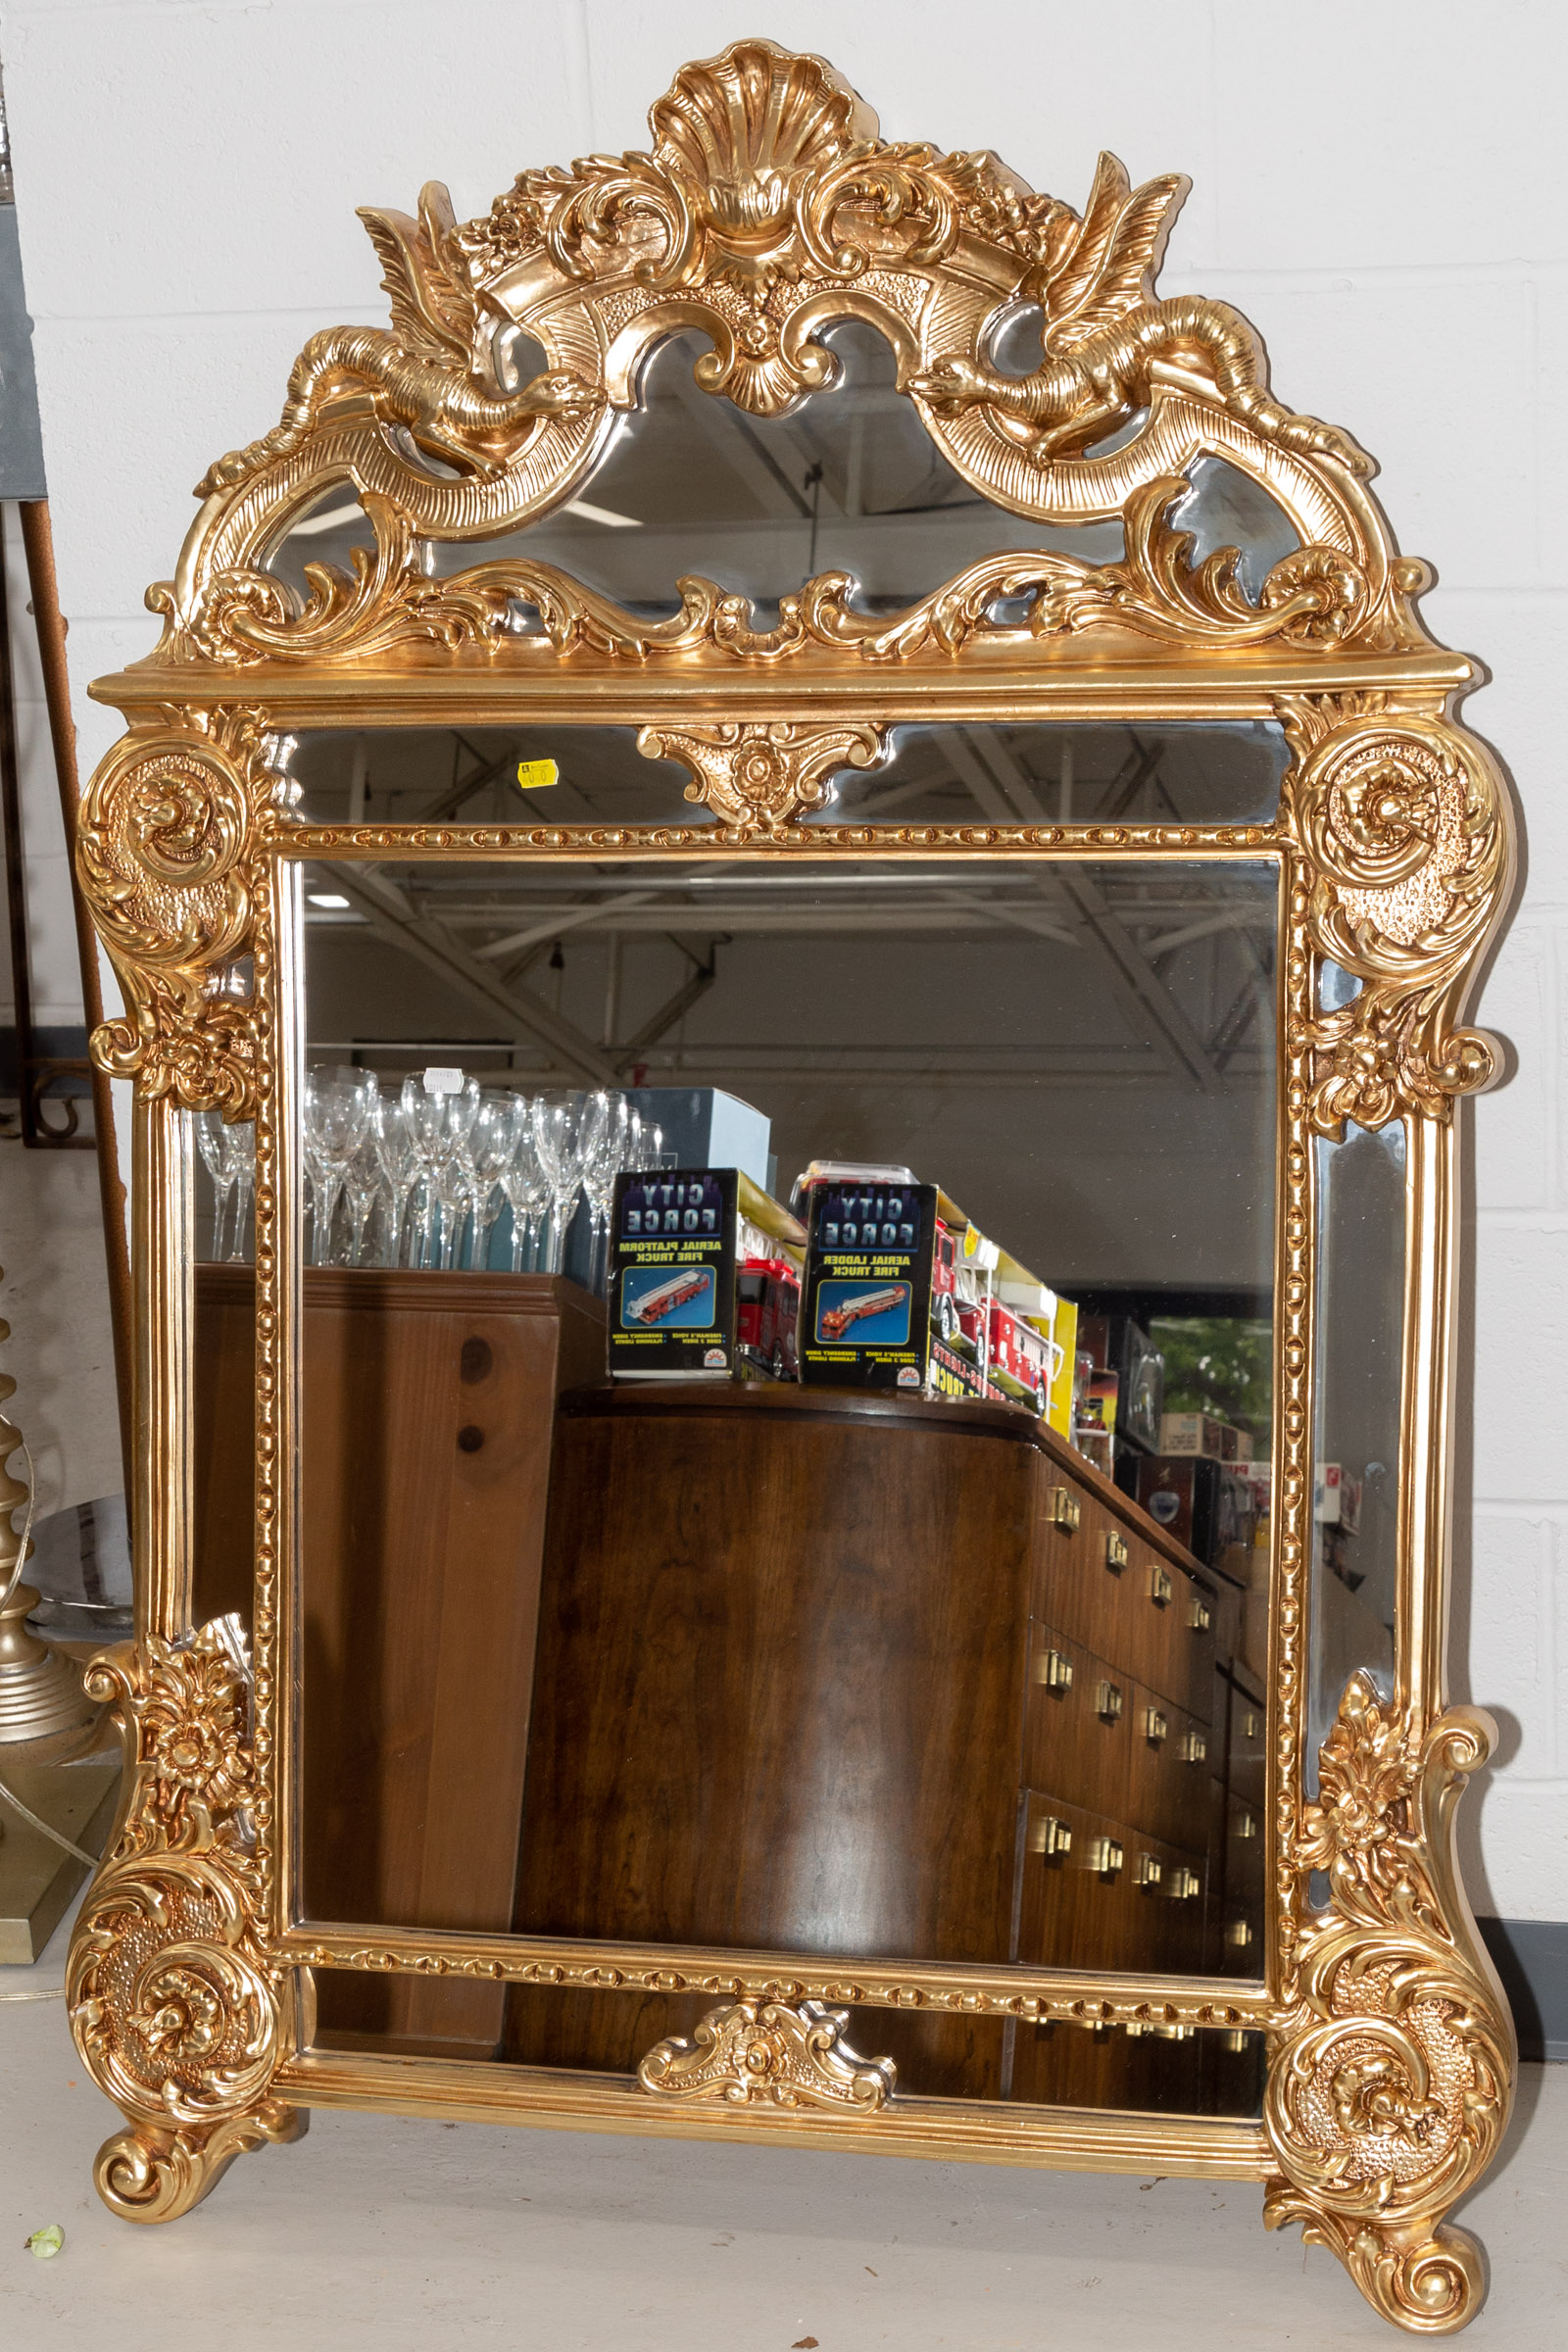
[2,1908,1564,2351]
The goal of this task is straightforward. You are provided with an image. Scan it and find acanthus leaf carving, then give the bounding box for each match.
[639,1998,897,2112]
[76,708,289,1116]
[67,1624,302,2224]
[1263,1673,1513,2335]
[1278,705,1509,1136]
[637,718,885,839]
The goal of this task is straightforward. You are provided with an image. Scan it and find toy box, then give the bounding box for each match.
[609,1168,803,1380]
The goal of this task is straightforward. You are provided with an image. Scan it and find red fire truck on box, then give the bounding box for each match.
[736,1256,800,1378]
[629,1267,710,1326]
[819,1282,909,1340]
[930,1217,983,1342]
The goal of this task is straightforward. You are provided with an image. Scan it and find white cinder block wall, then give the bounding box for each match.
[1,1,1561,1918]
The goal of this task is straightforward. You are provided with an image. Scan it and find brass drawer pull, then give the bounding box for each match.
[1047,1486,1081,1534]
[1095,1679,1124,1724]
[1224,1917,1254,1950]
[1234,1808,1258,1840]
[1030,1813,1072,1858]
[1135,1852,1163,1889]
[1242,1709,1260,1740]
[1167,1866,1201,1900]
[1085,1836,1123,1877]
[1142,1707,1168,1744]
[1188,1597,1211,1635]
[1103,1529,1129,1573]
[1221,2029,1249,2053]
[1148,1564,1173,1607]
[1035,1647,1073,1693]
[1178,1731,1207,1766]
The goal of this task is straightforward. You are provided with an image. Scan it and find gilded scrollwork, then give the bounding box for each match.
[1279,703,1510,1136]
[636,718,885,838]
[1262,1674,1513,2334]
[135,37,1422,671]
[75,708,289,1117]
[639,1998,897,2111]
[67,1625,303,2224]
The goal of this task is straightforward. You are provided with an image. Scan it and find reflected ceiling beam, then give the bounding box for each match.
[933,728,1219,1096]
[665,365,811,518]
[615,942,721,1065]
[1141,908,1276,958]
[320,867,618,1084]
[473,887,662,962]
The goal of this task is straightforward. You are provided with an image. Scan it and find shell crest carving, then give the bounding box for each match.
[1263,1673,1513,2332]
[639,1998,897,2111]
[141,39,1430,670]
[1279,702,1510,1136]
[67,1625,302,2223]
[76,708,290,1115]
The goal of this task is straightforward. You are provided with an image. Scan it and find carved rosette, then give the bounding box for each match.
[1279,706,1509,1137]
[637,718,885,839]
[67,1628,302,2224]
[140,39,1418,670]
[75,709,284,1116]
[1263,1674,1513,2333]
[639,1999,897,2111]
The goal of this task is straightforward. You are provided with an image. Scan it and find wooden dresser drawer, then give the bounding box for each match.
[1022,1624,1131,1822]
[1124,1681,1213,1848]
[1016,1792,1138,1971]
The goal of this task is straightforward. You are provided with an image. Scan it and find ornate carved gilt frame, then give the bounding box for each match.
[67,42,1516,2335]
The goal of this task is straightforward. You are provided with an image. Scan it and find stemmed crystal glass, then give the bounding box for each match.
[532,1092,608,1275]
[222,1120,256,1261]
[581,1092,629,1293]
[372,1092,420,1267]
[399,1073,477,1266]
[342,1133,384,1266]
[467,1094,529,1273]
[497,1095,548,1271]
[304,1066,376,1265]
[194,1109,236,1260]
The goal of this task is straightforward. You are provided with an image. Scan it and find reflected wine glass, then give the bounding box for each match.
[304,1066,376,1266]
[194,1109,235,1260]
[581,1091,628,1294]
[498,1096,548,1271]
[399,1072,477,1266]
[533,1092,607,1276]
[467,1094,529,1273]
[342,1133,383,1267]
[372,1090,420,1267]
[222,1119,256,1262]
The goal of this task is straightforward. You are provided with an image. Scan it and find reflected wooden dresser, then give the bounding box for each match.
[502,1383,1257,2108]
[191,1264,607,2054]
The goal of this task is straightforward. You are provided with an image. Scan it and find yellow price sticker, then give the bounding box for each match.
[514,759,560,792]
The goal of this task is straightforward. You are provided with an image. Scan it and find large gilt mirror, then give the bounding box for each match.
[69,41,1515,2335]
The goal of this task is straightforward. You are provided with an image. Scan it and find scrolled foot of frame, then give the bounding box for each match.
[66,1625,305,2225]
[93,2103,308,2227]
[1260,1674,1515,2333]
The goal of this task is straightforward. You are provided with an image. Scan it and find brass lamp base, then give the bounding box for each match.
[0,1583,99,1743]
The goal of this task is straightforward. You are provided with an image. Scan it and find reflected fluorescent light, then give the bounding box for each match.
[290,501,367,538]
[562,497,641,528]
[308,893,352,909]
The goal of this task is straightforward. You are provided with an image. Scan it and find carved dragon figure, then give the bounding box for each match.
[197,181,601,495]
[913,153,1370,476]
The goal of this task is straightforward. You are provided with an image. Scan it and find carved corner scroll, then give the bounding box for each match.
[1263,1674,1514,2334]
[1279,701,1511,1138]
[138,37,1430,672]
[67,1625,303,2223]
[639,1999,897,2112]
[637,719,885,839]
[75,708,290,1118]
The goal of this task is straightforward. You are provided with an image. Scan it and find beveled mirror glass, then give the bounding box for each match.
[74,39,1515,2335]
